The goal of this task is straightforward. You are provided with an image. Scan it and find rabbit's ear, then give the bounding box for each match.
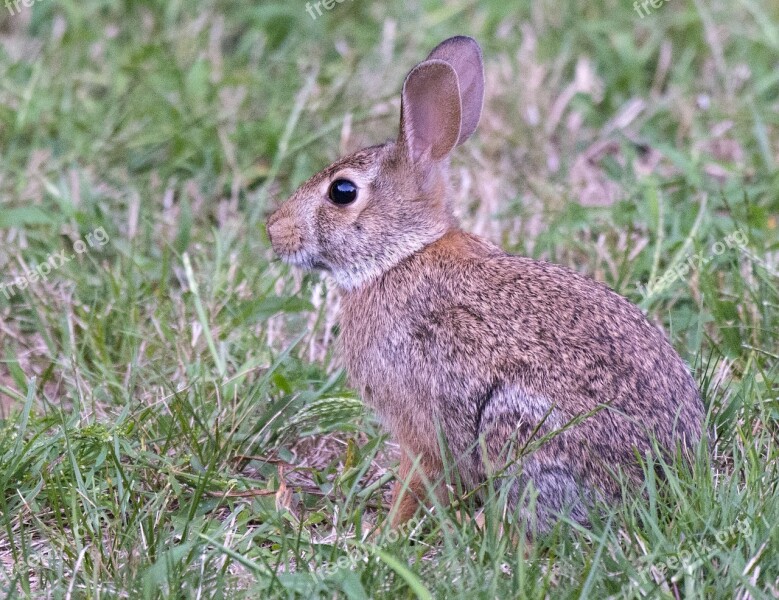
[426,36,484,145]
[399,59,462,162]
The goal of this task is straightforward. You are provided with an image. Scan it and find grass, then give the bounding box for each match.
[0,0,778,597]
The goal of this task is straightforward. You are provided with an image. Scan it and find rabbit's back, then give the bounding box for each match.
[339,229,703,503]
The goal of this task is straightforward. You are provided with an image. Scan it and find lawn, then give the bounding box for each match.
[0,0,778,598]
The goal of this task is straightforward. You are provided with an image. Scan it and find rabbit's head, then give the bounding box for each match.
[266,36,485,290]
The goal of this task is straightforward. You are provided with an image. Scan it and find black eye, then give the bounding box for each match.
[328,179,358,205]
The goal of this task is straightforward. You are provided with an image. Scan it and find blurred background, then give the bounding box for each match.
[0,0,777,597]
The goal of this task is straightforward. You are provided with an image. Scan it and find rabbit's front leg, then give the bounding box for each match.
[389,447,447,528]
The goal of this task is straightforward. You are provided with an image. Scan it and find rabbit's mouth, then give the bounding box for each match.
[278,249,328,272]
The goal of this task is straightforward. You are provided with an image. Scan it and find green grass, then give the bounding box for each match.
[1,0,778,597]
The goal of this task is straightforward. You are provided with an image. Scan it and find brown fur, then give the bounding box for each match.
[267,36,704,533]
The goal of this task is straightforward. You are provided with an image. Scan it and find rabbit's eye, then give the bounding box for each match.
[328,179,358,205]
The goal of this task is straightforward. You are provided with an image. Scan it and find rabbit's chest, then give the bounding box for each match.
[338,300,439,436]
[339,312,418,400]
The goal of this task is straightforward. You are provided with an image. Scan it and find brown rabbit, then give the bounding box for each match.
[267,36,704,533]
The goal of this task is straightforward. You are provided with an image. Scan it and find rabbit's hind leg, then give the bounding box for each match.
[477,387,591,535]
[501,458,592,535]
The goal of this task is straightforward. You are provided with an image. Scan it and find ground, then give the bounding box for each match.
[0,0,778,598]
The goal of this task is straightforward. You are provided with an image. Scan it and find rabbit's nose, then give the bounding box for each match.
[266,207,287,242]
[267,215,302,254]
[266,208,281,231]
[266,215,283,246]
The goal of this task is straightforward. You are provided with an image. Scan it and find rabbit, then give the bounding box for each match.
[266,35,704,533]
